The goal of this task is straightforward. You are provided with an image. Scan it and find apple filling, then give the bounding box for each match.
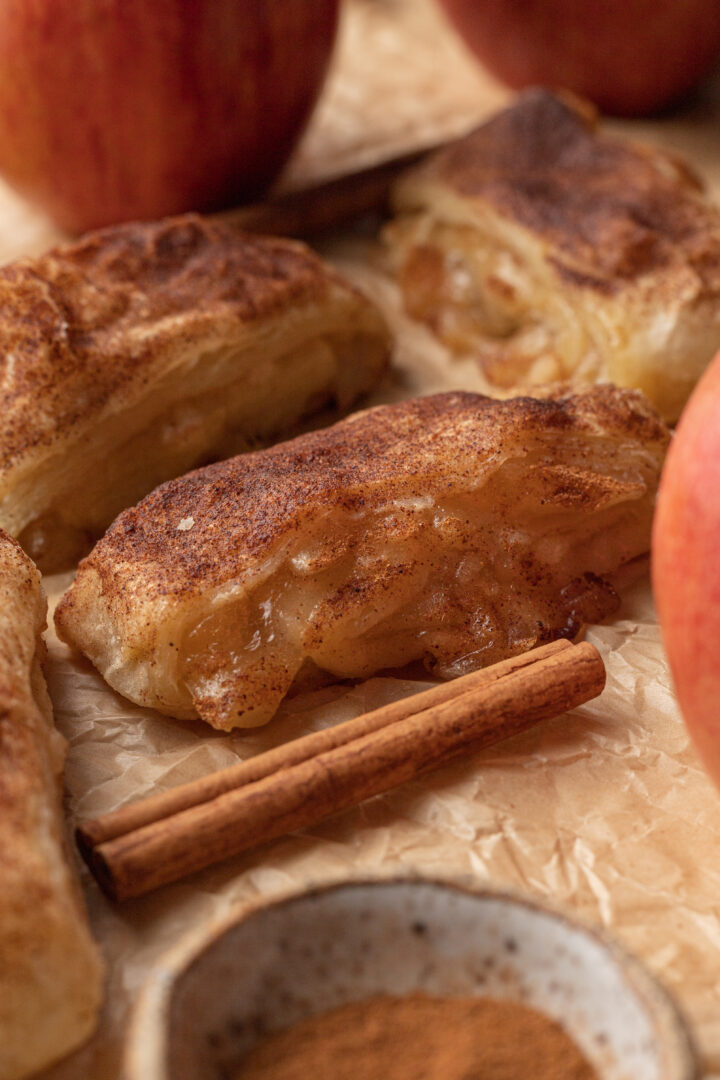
[176,452,652,729]
[389,217,611,388]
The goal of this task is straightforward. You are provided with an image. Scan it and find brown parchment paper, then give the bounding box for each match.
[0,1,717,1077]
[37,276,720,1080]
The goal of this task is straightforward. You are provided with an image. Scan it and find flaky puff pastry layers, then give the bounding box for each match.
[0,214,390,571]
[386,89,720,423]
[0,531,103,1080]
[56,386,669,731]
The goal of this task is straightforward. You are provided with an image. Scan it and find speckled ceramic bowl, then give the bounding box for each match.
[124,876,699,1080]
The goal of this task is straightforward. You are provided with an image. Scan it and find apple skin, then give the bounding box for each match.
[652,351,720,787]
[0,0,339,233]
[437,0,720,117]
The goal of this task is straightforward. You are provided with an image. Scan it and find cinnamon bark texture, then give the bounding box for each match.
[78,638,571,850]
[79,640,605,901]
[221,141,441,238]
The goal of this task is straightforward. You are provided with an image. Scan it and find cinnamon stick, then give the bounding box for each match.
[77,638,573,855]
[79,641,605,902]
[216,140,446,239]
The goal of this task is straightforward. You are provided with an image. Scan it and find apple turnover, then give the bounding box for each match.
[0,214,390,571]
[56,385,669,731]
[0,530,103,1080]
[386,88,720,423]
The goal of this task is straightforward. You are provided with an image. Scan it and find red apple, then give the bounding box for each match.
[437,0,720,117]
[652,351,720,787]
[0,0,339,233]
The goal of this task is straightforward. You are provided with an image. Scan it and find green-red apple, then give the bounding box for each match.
[653,351,720,787]
[437,0,720,116]
[0,0,339,232]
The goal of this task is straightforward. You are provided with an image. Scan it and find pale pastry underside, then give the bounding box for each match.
[387,89,720,424]
[0,215,390,571]
[55,387,669,731]
[0,531,103,1079]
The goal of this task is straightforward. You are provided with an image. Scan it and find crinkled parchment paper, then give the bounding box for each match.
[0,1,716,1077]
[38,277,720,1080]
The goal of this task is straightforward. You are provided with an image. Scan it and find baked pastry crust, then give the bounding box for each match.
[386,88,720,422]
[56,385,669,731]
[0,530,103,1080]
[0,214,390,570]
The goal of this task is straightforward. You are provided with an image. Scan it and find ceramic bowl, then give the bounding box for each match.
[124,876,699,1080]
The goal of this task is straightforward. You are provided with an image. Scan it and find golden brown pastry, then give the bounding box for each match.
[0,530,103,1080]
[56,386,668,731]
[386,88,720,423]
[0,214,390,571]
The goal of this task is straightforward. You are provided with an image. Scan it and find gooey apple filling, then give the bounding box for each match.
[176,453,652,730]
[389,217,612,388]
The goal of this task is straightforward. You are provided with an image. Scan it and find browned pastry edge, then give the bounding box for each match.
[396,88,720,292]
[0,213,372,472]
[0,528,103,1078]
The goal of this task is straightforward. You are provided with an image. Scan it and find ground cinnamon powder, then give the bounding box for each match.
[237,993,599,1080]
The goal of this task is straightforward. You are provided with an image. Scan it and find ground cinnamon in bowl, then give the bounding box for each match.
[235,993,598,1080]
[126,879,699,1080]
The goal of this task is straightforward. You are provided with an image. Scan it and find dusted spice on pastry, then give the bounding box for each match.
[55,385,668,731]
[0,530,103,1080]
[385,88,720,423]
[0,214,390,572]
